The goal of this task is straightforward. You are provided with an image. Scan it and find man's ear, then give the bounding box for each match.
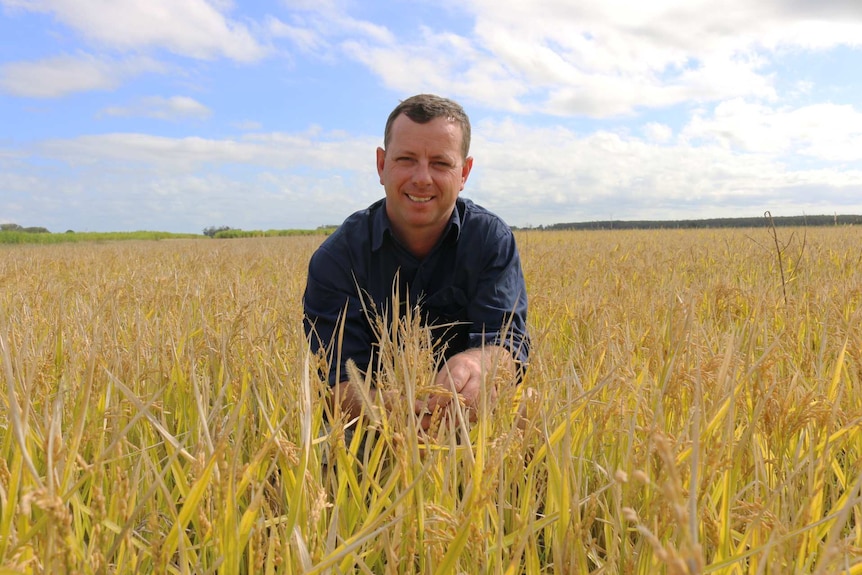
[376,147,386,185]
[460,156,474,190]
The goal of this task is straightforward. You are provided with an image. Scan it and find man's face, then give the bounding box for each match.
[377,114,473,244]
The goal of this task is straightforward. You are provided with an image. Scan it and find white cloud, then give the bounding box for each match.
[644,123,673,143]
[682,99,862,161]
[267,16,328,53]
[468,25,777,117]
[36,130,379,175]
[332,0,862,116]
[279,0,393,43]
[0,54,162,98]
[343,28,528,112]
[461,115,862,223]
[3,0,267,61]
[3,0,862,232]
[267,4,393,61]
[6,114,861,233]
[100,96,212,120]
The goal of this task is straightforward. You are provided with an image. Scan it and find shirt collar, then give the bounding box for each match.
[371,198,463,252]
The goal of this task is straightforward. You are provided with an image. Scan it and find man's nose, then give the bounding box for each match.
[411,161,433,186]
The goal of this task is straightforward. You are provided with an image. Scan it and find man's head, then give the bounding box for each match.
[383,94,471,161]
[377,94,474,256]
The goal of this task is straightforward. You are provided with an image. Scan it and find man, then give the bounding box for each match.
[303,94,529,429]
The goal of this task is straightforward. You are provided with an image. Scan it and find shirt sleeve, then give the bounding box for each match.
[303,241,373,387]
[466,222,530,375]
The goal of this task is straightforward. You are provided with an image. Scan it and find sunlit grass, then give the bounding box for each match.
[1,228,861,573]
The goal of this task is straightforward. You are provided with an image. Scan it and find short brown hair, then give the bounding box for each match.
[383,94,471,160]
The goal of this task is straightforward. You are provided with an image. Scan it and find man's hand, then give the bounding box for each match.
[423,346,515,426]
[333,346,516,432]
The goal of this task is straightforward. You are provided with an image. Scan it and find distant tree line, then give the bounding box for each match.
[204,225,337,238]
[203,225,233,237]
[518,214,862,231]
[1,223,50,233]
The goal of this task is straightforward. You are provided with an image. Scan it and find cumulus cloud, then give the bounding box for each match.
[343,28,528,112]
[0,53,162,98]
[468,119,862,223]
[36,130,379,174]
[682,100,862,161]
[488,0,861,113]
[266,2,393,61]
[8,111,861,233]
[267,16,328,54]
[3,0,862,232]
[1,127,384,231]
[2,0,267,61]
[644,123,673,143]
[330,0,862,116]
[100,96,212,120]
[4,0,861,115]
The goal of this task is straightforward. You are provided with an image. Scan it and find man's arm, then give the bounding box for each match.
[463,221,530,378]
[425,218,528,421]
[303,242,374,388]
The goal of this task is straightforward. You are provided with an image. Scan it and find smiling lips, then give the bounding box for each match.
[406,194,433,203]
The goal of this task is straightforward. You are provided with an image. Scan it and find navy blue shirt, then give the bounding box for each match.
[303,197,529,386]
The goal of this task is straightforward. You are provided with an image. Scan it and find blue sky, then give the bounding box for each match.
[2,0,862,233]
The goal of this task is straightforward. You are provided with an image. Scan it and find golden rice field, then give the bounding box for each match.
[1,226,861,574]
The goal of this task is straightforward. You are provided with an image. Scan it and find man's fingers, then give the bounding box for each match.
[436,362,472,393]
[415,395,451,431]
[415,393,450,417]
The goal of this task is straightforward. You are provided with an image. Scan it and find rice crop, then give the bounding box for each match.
[1,227,861,574]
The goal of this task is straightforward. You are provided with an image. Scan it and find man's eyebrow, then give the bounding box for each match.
[392,150,455,161]
[429,152,456,161]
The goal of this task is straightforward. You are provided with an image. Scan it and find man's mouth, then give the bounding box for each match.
[406,194,432,203]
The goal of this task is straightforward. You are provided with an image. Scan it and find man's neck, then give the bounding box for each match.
[384,202,456,259]
[391,223,446,259]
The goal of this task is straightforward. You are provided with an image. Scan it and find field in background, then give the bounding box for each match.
[0,229,331,245]
[0,231,201,245]
[1,228,861,573]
